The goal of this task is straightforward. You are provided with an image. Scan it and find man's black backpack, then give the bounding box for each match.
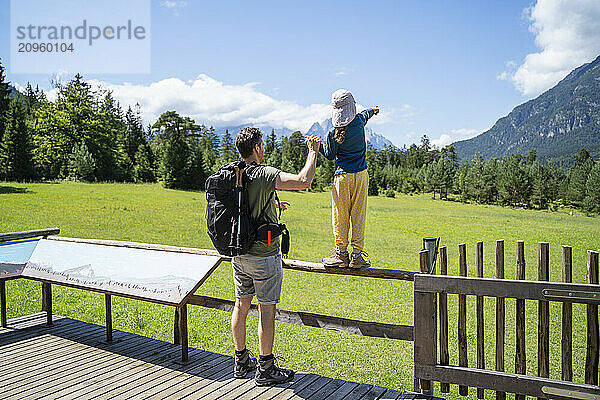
[205,160,289,256]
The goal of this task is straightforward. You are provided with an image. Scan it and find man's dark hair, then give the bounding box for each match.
[236,127,263,158]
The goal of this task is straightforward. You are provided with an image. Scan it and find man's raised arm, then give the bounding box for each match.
[276,136,320,191]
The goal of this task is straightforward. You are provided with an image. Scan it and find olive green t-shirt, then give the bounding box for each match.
[247,165,281,256]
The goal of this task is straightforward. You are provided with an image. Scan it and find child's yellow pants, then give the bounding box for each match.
[332,169,369,251]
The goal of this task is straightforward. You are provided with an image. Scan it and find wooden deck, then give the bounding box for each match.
[0,313,438,400]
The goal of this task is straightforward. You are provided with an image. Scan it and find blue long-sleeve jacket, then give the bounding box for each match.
[319,108,375,175]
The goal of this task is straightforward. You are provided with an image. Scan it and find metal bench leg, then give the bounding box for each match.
[42,282,52,325]
[1,279,7,328]
[178,303,188,362]
[105,294,112,342]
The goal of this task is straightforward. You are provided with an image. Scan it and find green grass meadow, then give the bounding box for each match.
[1,182,599,398]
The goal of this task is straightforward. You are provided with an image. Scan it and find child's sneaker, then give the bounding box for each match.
[322,250,350,267]
[349,251,371,269]
[234,349,257,378]
[255,356,295,386]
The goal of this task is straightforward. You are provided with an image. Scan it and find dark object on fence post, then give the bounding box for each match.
[476,241,485,399]
[538,242,550,400]
[495,240,506,400]
[0,279,6,328]
[423,237,440,274]
[458,243,468,396]
[585,250,599,385]
[42,282,52,326]
[174,308,180,345]
[438,246,450,393]
[414,250,436,395]
[515,241,526,400]
[561,245,573,382]
[179,303,188,362]
[105,294,112,343]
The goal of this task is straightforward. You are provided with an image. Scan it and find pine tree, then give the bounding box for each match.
[183,140,206,190]
[152,111,196,189]
[584,160,600,213]
[281,131,307,173]
[22,82,44,118]
[199,125,220,174]
[68,141,96,181]
[265,129,282,169]
[498,155,530,206]
[2,99,34,181]
[0,59,11,176]
[367,144,379,196]
[133,144,155,183]
[218,129,237,165]
[530,161,551,209]
[567,148,593,206]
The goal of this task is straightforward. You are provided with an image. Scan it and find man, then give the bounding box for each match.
[231,127,320,386]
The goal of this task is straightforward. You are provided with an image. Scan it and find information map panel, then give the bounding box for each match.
[0,238,222,306]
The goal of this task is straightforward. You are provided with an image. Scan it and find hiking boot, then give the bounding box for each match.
[255,357,295,386]
[349,251,371,269]
[234,350,257,378]
[322,250,350,268]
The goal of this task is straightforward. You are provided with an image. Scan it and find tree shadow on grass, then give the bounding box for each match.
[0,185,33,195]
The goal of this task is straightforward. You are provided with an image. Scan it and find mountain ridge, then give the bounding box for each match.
[213,117,396,150]
[453,55,600,167]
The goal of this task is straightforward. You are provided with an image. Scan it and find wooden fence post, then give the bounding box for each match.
[174,307,180,345]
[538,242,549,400]
[439,246,450,393]
[0,279,6,328]
[476,241,485,399]
[458,243,468,396]
[179,303,188,362]
[496,240,506,400]
[105,294,112,343]
[562,245,573,382]
[585,251,599,385]
[515,240,526,400]
[414,250,436,394]
[42,282,52,326]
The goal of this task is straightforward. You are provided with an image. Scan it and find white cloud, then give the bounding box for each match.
[499,0,600,96]
[432,134,453,148]
[431,128,481,148]
[161,1,187,16]
[334,71,347,77]
[41,74,410,135]
[450,128,479,138]
[85,74,332,132]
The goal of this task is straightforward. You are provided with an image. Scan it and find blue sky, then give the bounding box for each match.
[1,0,599,147]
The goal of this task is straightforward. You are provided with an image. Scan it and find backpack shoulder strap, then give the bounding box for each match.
[245,162,281,222]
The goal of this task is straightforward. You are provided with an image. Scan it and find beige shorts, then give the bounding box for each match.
[232,253,283,305]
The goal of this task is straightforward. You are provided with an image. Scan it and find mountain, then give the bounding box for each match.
[305,117,395,150]
[214,117,396,151]
[212,125,293,141]
[454,55,600,167]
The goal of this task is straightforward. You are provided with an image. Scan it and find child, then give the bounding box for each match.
[320,89,379,268]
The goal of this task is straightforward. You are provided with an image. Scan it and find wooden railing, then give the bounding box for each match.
[414,241,600,399]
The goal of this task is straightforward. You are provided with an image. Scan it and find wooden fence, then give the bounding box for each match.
[414,241,600,399]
